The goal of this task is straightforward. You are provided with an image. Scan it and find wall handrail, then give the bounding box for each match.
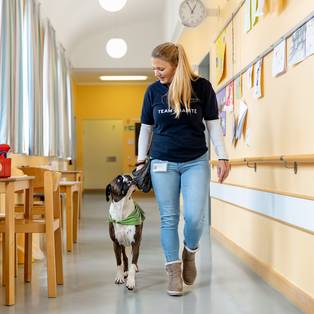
[210,154,314,174]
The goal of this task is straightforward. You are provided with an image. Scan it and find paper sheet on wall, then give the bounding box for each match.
[253,59,263,98]
[219,111,227,136]
[235,76,242,99]
[236,100,248,140]
[288,24,306,66]
[251,0,258,26]
[231,113,237,145]
[272,40,286,77]
[306,17,314,57]
[244,0,251,33]
[270,0,285,14]
[216,88,226,112]
[245,127,251,146]
[246,65,254,88]
[225,82,234,112]
[215,31,226,84]
[256,0,265,17]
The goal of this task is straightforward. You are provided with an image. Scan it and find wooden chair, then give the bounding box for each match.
[0,171,64,298]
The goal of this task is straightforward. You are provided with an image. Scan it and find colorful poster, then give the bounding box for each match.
[306,17,314,57]
[225,82,234,112]
[247,65,254,88]
[288,25,306,66]
[235,75,242,99]
[236,100,248,140]
[215,31,226,84]
[272,40,286,77]
[216,88,226,112]
[251,0,258,26]
[244,0,251,33]
[256,0,266,17]
[253,59,263,98]
[219,111,227,136]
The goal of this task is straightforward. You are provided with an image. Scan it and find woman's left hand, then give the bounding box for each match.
[217,160,230,183]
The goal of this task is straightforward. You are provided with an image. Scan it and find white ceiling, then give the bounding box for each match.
[38,0,184,83]
[38,0,228,84]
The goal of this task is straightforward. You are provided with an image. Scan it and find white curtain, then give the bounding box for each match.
[66,59,74,159]
[43,19,59,156]
[0,0,75,158]
[23,0,43,155]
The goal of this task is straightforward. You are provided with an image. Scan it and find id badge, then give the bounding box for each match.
[152,162,168,172]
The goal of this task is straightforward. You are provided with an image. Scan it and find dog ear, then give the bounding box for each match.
[105,184,112,202]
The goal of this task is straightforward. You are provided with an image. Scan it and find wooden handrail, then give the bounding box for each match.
[210,154,314,174]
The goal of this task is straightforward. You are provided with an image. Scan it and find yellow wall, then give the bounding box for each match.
[179,0,314,309]
[74,84,147,173]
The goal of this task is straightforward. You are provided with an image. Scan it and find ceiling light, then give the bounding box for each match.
[98,0,127,12]
[99,76,148,81]
[106,38,127,59]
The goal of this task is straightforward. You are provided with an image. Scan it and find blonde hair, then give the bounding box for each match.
[152,42,197,118]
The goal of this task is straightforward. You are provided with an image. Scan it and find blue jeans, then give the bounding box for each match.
[151,152,210,263]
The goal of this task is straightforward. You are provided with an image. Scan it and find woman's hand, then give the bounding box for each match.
[136,160,145,171]
[136,164,145,171]
[217,160,230,183]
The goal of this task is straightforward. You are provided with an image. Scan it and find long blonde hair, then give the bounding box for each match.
[152,42,198,118]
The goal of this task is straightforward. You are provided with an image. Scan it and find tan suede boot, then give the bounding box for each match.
[182,247,197,285]
[165,262,183,296]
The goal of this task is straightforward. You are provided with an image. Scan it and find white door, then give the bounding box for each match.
[83,120,123,189]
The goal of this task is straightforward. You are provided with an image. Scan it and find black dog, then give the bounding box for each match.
[105,175,144,290]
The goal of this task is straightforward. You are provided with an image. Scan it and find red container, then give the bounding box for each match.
[0,144,11,178]
[0,158,11,178]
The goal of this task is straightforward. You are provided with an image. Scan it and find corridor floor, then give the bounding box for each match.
[0,192,302,313]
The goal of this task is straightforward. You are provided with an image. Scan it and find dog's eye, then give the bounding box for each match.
[117,176,123,182]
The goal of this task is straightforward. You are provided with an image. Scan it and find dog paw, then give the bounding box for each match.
[126,277,135,290]
[115,275,125,284]
[123,271,128,278]
[115,265,125,284]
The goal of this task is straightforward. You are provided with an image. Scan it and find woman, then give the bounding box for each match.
[136,42,230,296]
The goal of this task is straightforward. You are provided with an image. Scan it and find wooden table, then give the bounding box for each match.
[0,176,34,305]
[60,181,80,252]
[59,170,83,219]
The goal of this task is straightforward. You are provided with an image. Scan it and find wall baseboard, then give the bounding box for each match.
[211,227,314,314]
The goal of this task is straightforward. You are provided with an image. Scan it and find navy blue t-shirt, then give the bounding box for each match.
[141,77,219,162]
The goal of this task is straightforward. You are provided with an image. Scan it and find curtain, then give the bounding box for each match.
[43,19,58,156]
[66,59,74,159]
[23,0,43,155]
[0,0,75,157]
[57,44,68,158]
[0,0,23,147]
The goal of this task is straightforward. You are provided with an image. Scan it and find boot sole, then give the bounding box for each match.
[167,290,183,296]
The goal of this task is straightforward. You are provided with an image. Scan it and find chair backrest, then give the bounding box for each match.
[19,166,48,191]
[44,171,61,219]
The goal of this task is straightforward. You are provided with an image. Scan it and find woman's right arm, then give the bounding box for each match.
[136,124,153,167]
[137,86,154,167]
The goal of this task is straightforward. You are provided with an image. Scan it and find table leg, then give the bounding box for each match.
[73,190,79,243]
[4,183,15,305]
[65,187,73,252]
[24,185,33,282]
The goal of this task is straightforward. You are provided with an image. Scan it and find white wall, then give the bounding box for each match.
[164,0,183,42]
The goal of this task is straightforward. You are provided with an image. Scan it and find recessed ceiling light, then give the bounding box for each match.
[99,75,148,81]
[106,38,127,59]
[98,0,127,12]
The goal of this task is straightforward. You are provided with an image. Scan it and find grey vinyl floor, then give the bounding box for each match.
[0,192,302,314]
